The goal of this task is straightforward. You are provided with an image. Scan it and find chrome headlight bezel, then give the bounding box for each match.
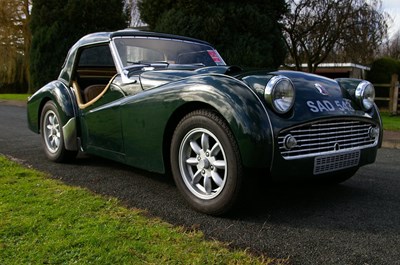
[355,81,375,111]
[264,75,295,114]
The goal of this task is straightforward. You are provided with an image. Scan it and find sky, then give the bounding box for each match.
[382,0,400,38]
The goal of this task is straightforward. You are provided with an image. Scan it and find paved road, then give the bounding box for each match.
[1,103,400,264]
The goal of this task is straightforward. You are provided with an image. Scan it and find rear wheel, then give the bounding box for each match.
[171,109,243,215]
[40,101,77,162]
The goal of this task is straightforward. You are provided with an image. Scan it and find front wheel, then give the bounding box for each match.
[170,110,243,215]
[40,101,77,162]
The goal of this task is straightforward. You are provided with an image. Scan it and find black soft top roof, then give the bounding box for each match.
[75,29,211,47]
[111,29,211,45]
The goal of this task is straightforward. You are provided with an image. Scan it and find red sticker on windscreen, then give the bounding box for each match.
[207,50,222,63]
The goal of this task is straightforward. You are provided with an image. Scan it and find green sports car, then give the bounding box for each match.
[27,29,382,215]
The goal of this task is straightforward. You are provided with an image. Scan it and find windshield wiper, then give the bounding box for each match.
[124,61,170,77]
[127,61,169,67]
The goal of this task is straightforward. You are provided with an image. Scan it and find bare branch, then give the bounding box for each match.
[282,0,388,72]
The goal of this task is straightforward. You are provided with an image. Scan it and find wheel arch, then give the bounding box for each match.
[27,80,79,151]
[162,102,220,175]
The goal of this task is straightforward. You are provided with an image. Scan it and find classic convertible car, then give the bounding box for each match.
[27,29,382,215]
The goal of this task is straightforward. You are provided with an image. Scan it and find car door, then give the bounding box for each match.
[74,44,126,162]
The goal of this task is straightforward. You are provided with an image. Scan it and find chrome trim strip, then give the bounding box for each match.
[280,143,376,159]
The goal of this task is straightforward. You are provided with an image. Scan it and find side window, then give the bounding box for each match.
[74,45,118,103]
[78,45,115,67]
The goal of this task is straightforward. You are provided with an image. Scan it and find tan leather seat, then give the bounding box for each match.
[84,84,105,102]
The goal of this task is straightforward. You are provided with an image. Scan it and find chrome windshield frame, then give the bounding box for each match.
[109,36,226,84]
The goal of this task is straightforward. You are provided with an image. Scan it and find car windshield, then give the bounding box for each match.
[113,37,226,68]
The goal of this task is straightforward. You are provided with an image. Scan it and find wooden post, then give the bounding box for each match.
[389,74,399,115]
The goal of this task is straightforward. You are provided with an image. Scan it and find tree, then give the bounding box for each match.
[283,0,388,73]
[367,57,400,84]
[126,0,145,27]
[138,0,288,69]
[384,30,400,60]
[0,0,31,93]
[30,0,128,91]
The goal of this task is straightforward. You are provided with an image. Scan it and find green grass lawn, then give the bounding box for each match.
[380,112,400,131]
[0,155,287,265]
[0,94,30,101]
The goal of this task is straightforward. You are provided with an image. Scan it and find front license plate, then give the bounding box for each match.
[313,150,360,175]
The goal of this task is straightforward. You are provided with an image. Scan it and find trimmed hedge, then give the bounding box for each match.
[367,57,400,84]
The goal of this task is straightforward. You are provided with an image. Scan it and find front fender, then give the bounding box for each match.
[336,77,383,147]
[121,74,273,172]
[27,80,78,150]
[184,75,274,169]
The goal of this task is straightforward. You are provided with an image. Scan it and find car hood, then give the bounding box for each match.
[138,65,243,90]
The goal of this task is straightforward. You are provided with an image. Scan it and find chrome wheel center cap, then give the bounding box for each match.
[199,158,211,169]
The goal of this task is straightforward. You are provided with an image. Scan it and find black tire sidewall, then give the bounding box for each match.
[171,110,242,215]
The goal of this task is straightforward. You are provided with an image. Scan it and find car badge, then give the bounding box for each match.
[314,83,329,96]
[334,142,340,151]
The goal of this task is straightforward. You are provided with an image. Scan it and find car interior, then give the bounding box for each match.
[71,45,117,108]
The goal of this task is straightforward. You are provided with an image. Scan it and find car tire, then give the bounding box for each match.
[40,101,77,162]
[170,109,243,215]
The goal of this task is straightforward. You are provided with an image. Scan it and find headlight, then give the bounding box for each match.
[355,81,375,111]
[265,75,295,114]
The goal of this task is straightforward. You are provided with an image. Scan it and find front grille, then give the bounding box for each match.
[278,119,379,159]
